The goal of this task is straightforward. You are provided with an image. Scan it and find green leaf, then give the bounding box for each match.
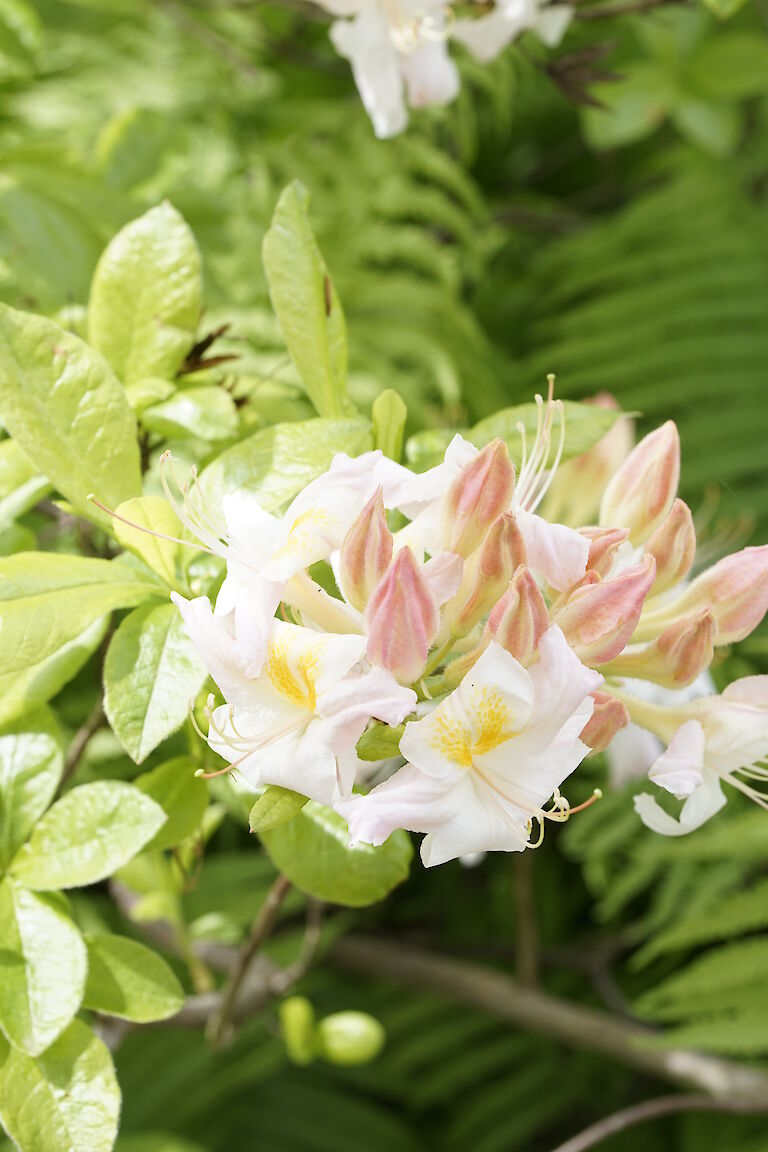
[135,757,208,850]
[103,602,207,764]
[355,723,404,762]
[0,879,87,1055]
[141,386,238,442]
[700,0,749,18]
[112,496,183,588]
[0,0,40,78]
[124,376,176,414]
[83,933,184,1023]
[0,617,106,730]
[249,786,308,833]
[200,415,371,521]
[670,98,740,157]
[0,1020,120,1152]
[10,780,166,890]
[0,304,142,525]
[262,181,350,418]
[581,64,672,151]
[259,801,412,908]
[372,389,407,462]
[0,717,62,867]
[0,553,160,674]
[687,34,768,99]
[88,202,202,383]
[0,439,49,529]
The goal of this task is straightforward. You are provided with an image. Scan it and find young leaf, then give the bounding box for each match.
[0,718,63,867]
[372,389,407,462]
[141,386,238,442]
[82,933,184,1022]
[262,181,350,418]
[103,602,207,765]
[0,304,142,525]
[10,781,166,890]
[134,757,208,850]
[0,1020,120,1152]
[112,496,183,588]
[0,617,106,730]
[200,415,371,521]
[0,879,87,1056]
[88,202,202,383]
[259,802,412,907]
[249,785,308,833]
[355,723,404,762]
[0,553,161,674]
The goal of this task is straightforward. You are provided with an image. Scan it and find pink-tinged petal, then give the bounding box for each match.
[423,550,464,605]
[646,499,696,595]
[555,554,656,665]
[600,421,680,544]
[516,510,589,592]
[443,439,515,557]
[320,666,417,758]
[339,488,393,612]
[579,527,630,579]
[525,625,602,736]
[366,547,439,683]
[386,434,478,520]
[448,514,526,636]
[634,768,726,837]
[488,564,548,665]
[722,676,768,707]
[648,720,705,799]
[400,39,460,108]
[673,545,768,646]
[580,691,630,753]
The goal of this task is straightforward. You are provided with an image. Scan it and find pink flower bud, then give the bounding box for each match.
[444,439,515,558]
[599,421,680,544]
[555,554,656,665]
[646,499,696,594]
[450,513,527,635]
[603,609,715,688]
[578,527,630,579]
[543,394,634,526]
[339,489,393,612]
[580,691,630,753]
[365,547,439,684]
[488,565,549,665]
[673,545,768,645]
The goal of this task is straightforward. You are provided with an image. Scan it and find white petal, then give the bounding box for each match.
[330,12,408,138]
[648,719,705,799]
[722,676,768,707]
[319,665,417,761]
[269,619,365,696]
[533,3,573,46]
[339,761,457,845]
[171,593,252,704]
[215,575,281,678]
[526,625,602,736]
[634,768,726,837]
[400,40,460,109]
[423,551,463,604]
[516,510,589,592]
[606,723,663,788]
[451,9,518,62]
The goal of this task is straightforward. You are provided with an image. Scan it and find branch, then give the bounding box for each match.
[551,1094,768,1152]
[574,0,682,19]
[330,936,768,1102]
[60,700,105,790]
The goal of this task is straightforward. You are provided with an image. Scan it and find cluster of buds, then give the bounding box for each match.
[163,384,768,866]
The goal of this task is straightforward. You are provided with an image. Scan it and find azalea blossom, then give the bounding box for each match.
[340,627,601,865]
[173,595,416,804]
[452,0,572,61]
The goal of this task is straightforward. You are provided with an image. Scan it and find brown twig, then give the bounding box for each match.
[330,936,768,1101]
[550,1094,768,1152]
[574,0,682,19]
[513,852,539,988]
[60,700,106,790]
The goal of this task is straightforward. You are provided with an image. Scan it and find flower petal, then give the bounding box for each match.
[648,719,705,799]
[515,510,590,592]
[634,768,726,837]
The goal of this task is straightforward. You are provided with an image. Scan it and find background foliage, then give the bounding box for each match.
[1,1,768,1149]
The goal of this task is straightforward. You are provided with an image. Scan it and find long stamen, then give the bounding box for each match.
[528,399,566,513]
[87,494,216,555]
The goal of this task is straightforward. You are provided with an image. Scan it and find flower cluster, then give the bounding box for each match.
[316,0,572,138]
[169,386,768,866]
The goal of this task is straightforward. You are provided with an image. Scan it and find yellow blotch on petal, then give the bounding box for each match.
[267,640,320,711]
[432,687,517,769]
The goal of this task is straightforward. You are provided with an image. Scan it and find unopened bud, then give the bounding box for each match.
[317,1011,386,1067]
[579,526,630,578]
[443,439,515,558]
[365,547,439,684]
[339,489,393,612]
[580,691,630,753]
[447,513,526,635]
[488,565,549,665]
[543,394,634,526]
[599,421,680,544]
[646,498,696,595]
[603,609,715,688]
[670,544,768,645]
[555,554,656,665]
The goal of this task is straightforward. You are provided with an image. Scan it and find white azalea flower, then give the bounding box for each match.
[628,676,768,836]
[453,0,573,60]
[327,1,459,139]
[173,596,416,805]
[340,625,601,865]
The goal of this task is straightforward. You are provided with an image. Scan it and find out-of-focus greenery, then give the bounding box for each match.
[1,2,768,1150]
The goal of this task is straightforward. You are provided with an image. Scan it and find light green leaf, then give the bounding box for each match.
[0,304,142,525]
[10,780,166,889]
[0,717,62,867]
[135,757,208,850]
[355,723,404,762]
[0,439,49,529]
[124,377,176,414]
[687,34,768,99]
[0,879,87,1055]
[141,386,238,442]
[103,602,207,764]
[670,98,740,157]
[259,801,412,908]
[0,616,106,730]
[83,933,183,1023]
[700,0,749,18]
[581,64,672,151]
[249,786,308,833]
[0,553,161,674]
[0,0,40,78]
[372,389,407,462]
[200,415,371,521]
[88,202,202,383]
[262,181,350,418]
[113,496,183,588]
[0,1020,120,1152]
